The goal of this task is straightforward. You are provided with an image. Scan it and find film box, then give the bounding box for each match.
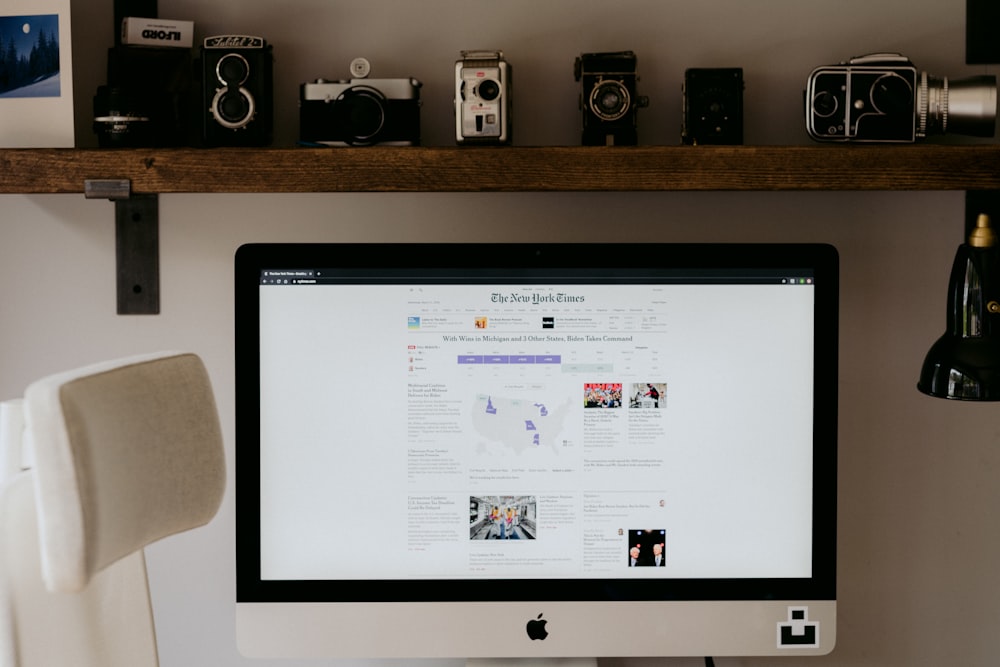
[121,17,194,48]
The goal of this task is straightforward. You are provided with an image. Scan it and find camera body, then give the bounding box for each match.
[93,46,196,147]
[201,35,273,146]
[805,52,997,142]
[454,50,511,144]
[682,67,744,145]
[574,51,648,146]
[300,58,422,146]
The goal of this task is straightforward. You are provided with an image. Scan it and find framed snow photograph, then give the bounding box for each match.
[0,0,73,146]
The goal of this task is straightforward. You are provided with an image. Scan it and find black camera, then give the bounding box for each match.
[805,53,996,142]
[574,51,648,146]
[300,58,422,146]
[682,68,744,145]
[93,46,196,147]
[201,35,273,146]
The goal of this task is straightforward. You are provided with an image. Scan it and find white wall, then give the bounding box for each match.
[2,1,998,666]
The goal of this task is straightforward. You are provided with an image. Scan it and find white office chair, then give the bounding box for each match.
[0,352,225,667]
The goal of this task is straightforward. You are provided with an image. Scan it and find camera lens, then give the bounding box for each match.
[919,72,997,138]
[337,86,386,144]
[219,91,251,123]
[477,79,500,101]
[590,80,630,121]
[210,87,256,129]
[216,53,250,86]
[93,86,153,147]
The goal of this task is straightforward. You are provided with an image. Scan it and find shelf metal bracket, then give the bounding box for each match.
[85,179,160,315]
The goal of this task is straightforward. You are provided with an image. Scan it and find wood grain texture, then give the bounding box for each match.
[1,145,999,194]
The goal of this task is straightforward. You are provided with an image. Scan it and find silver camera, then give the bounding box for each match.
[805,53,996,142]
[454,50,511,144]
[300,57,422,146]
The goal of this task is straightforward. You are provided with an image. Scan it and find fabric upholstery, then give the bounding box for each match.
[23,351,226,593]
[0,401,26,480]
[0,472,159,667]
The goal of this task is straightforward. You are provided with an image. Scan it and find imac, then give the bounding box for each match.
[234,242,838,660]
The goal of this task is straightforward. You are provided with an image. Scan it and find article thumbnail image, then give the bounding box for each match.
[469,495,536,540]
[584,382,622,408]
[627,529,666,567]
[629,382,666,408]
[0,15,61,98]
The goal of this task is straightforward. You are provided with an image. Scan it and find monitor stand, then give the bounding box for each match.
[468,659,598,667]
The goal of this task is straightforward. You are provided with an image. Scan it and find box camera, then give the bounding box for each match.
[202,35,273,146]
[805,53,996,142]
[455,50,511,144]
[574,51,648,146]
[682,68,744,145]
[300,58,422,146]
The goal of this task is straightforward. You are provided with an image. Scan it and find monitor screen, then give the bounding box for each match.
[235,242,838,659]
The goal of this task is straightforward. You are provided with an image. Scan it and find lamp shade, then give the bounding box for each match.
[918,214,1000,399]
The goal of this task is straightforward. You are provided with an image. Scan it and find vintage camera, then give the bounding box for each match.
[805,53,996,142]
[300,58,422,146]
[682,68,744,145]
[93,46,196,147]
[454,50,511,144]
[574,51,648,146]
[202,35,273,146]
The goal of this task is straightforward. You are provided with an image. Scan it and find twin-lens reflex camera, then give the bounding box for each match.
[202,35,273,146]
[805,53,996,142]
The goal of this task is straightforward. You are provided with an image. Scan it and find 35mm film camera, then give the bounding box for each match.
[455,50,511,144]
[805,53,996,142]
[574,51,648,146]
[300,58,422,146]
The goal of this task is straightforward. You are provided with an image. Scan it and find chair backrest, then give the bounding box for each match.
[25,351,226,592]
[0,352,225,667]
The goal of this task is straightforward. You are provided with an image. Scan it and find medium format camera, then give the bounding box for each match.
[805,53,997,142]
[682,68,744,145]
[202,35,273,146]
[454,50,511,144]
[574,51,648,146]
[93,46,196,147]
[300,57,422,146]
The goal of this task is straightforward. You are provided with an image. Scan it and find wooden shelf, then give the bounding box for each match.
[2,144,1000,194]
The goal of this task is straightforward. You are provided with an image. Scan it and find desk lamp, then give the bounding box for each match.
[918,213,1000,399]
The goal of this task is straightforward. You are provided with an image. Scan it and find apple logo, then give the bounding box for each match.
[526,613,549,641]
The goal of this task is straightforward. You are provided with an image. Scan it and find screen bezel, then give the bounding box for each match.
[234,242,838,607]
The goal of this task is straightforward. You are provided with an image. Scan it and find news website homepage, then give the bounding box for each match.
[258,277,816,584]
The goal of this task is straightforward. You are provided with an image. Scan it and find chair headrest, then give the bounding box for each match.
[24,352,226,593]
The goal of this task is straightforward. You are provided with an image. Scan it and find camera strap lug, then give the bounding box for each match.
[84,179,160,315]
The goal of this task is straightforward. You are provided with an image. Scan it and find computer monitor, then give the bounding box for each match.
[234,242,838,660]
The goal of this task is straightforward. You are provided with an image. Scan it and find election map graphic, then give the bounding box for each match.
[471,393,572,454]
